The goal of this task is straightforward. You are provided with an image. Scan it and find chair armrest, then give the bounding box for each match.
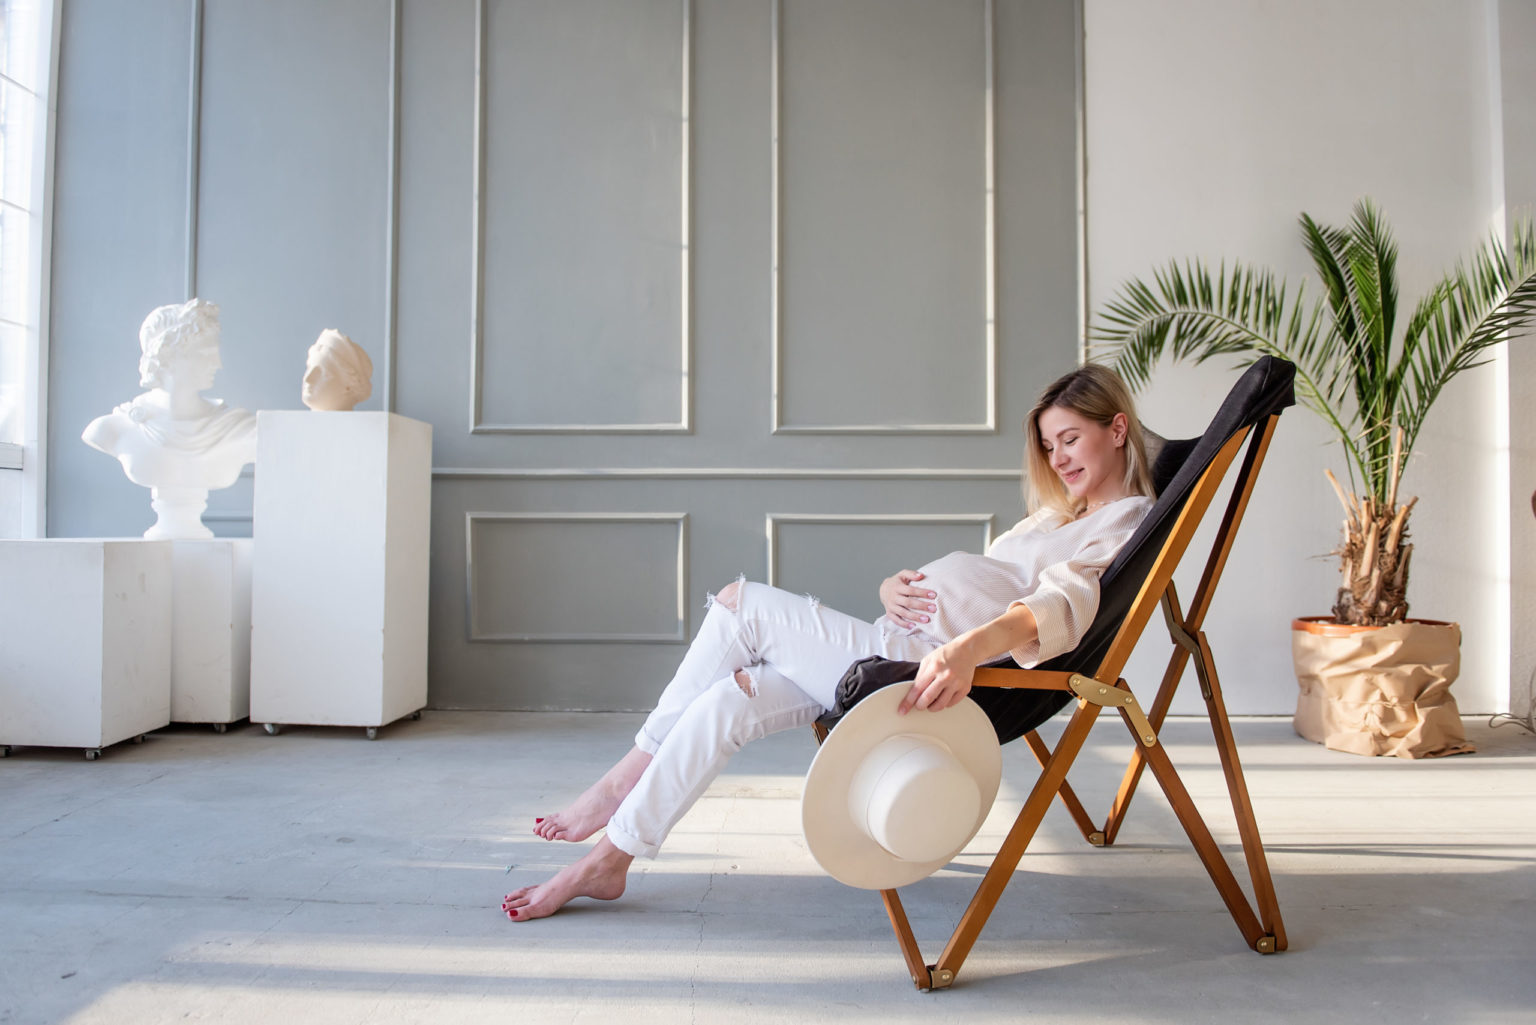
[971,667,1080,692]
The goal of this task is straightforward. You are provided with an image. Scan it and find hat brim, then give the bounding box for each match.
[802,685,1002,890]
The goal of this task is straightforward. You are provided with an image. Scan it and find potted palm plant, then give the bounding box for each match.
[1091,199,1536,757]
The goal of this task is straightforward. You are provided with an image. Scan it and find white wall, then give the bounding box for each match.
[1084,0,1514,714]
[1499,0,1536,723]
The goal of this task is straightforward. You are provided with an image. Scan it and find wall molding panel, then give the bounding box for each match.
[770,0,997,435]
[468,0,692,434]
[183,0,202,300]
[464,511,690,643]
[764,512,994,587]
[433,466,1021,481]
[383,0,402,412]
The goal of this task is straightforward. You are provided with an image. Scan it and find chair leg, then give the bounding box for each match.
[1023,730,1100,842]
[879,888,936,989]
[1191,630,1288,950]
[931,701,1104,983]
[1134,720,1276,953]
[1101,637,1190,845]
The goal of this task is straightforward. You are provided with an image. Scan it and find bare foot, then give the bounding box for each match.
[502,837,634,921]
[534,747,652,842]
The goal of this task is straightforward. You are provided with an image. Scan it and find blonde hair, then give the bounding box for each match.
[1024,363,1154,519]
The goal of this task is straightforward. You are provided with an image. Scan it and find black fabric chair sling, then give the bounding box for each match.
[814,356,1297,990]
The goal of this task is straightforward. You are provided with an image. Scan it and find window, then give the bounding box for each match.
[0,0,53,533]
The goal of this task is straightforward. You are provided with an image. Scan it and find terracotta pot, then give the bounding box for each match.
[1291,617,1473,758]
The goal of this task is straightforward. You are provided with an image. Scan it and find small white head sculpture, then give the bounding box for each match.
[302,329,374,412]
[81,298,257,540]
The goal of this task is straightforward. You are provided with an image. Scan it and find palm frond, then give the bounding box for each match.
[1337,200,1400,495]
[1300,214,1355,340]
[1397,218,1536,459]
[1089,257,1368,481]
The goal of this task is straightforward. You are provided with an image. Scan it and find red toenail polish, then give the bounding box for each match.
[536,818,544,822]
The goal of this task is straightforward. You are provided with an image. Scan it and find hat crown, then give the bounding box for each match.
[848,734,982,864]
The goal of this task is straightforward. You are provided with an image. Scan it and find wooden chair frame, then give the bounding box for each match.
[824,412,1288,991]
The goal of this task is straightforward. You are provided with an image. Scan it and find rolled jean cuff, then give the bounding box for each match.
[634,728,662,756]
[605,820,659,860]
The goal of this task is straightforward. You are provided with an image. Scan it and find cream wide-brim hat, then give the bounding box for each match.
[802,685,1002,890]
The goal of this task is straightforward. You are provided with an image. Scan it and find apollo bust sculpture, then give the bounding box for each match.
[81,298,257,540]
[301,329,373,412]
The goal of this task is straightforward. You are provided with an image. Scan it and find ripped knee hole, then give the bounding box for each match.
[715,580,742,611]
[734,669,755,697]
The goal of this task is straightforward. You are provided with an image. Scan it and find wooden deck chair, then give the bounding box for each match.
[813,355,1297,990]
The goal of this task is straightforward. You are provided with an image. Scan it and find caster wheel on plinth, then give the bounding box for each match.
[1,745,12,757]
[365,727,378,741]
[84,749,101,761]
[213,723,227,734]
[264,723,283,736]
[410,710,422,721]
[131,734,146,745]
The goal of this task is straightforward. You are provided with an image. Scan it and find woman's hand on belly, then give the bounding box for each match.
[879,569,936,629]
[899,640,974,715]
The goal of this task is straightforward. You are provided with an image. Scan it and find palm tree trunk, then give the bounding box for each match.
[1327,470,1415,626]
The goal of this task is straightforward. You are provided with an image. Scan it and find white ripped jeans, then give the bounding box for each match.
[604,580,941,859]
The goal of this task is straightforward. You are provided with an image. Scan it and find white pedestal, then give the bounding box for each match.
[0,539,172,757]
[171,539,253,726]
[250,412,431,734]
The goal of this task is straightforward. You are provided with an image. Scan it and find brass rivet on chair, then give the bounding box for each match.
[1257,936,1277,954]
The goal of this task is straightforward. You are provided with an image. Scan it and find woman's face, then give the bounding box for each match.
[1037,405,1129,506]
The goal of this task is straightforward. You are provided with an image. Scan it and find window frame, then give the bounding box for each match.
[0,0,59,537]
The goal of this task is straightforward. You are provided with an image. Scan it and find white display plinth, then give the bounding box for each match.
[0,539,172,758]
[171,539,253,727]
[250,412,431,735]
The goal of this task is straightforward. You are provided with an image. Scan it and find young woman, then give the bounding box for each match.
[503,364,1156,921]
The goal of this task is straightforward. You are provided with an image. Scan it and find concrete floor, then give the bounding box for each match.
[1,711,1533,1025]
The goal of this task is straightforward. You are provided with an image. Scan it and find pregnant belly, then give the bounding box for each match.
[906,551,1032,642]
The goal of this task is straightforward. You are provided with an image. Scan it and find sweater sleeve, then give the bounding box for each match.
[1005,500,1150,667]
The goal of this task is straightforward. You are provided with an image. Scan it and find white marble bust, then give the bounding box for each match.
[81,298,257,540]
[301,329,373,412]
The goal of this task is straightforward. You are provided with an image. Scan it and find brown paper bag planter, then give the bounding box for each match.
[1292,617,1472,758]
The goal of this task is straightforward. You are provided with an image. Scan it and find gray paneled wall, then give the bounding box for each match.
[49,0,1081,710]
